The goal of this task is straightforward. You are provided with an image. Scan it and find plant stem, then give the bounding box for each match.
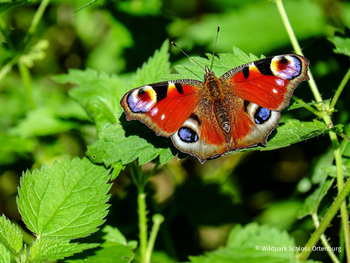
[331,132,350,263]
[311,213,340,263]
[298,177,350,261]
[18,61,36,109]
[138,185,148,263]
[23,0,50,50]
[275,0,350,261]
[330,67,350,109]
[130,161,160,263]
[130,162,148,263]
[145,214,164,263]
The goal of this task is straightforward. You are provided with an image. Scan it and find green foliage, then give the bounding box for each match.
[0,157,112,262]
[188,223,322,263]
[329,35,350,57]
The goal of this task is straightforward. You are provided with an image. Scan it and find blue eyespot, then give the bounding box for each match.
[178,127,198,143]
[254,107,271,124]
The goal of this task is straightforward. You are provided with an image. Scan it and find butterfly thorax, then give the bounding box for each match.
[204,66,223,99]
[204,66,231,133]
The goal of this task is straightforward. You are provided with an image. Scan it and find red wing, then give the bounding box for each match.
[120,80,203,137]
[221,54,309,111]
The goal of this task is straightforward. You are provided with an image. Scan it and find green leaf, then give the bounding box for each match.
[17,157,111,239]
[297,179,334,219]
[102,226,127,245]
[149,251,179,263]
[29,237,98,262]
[311,149,335,184]
[0,134,35,165]
[117,0,162,16]
[75,12,133,74]
[0,242,10,263]
[189,223,295,263]
[54,40,171,135]
[233,120,342,154]
[110,162,125,180]
[0,0,32,12]
[321,166,350,177]
[10,108,78,137]
[0,215,23,253]
[54,69,124,133]
[286,100,330,111]
[256,201,302,229]
[164,46,260,82]
[328,35,350,57]
[86,121,175,166]
[132,40,171,87]
[88,118,339,167]
[66,242,135,263]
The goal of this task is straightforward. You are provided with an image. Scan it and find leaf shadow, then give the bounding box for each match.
[119,113,180,158]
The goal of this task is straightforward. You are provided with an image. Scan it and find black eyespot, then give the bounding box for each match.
[178,127,198,143]
[254,107,271,124]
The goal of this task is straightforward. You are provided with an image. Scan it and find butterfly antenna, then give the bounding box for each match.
[210,25,220,71]
[171,41,206,72]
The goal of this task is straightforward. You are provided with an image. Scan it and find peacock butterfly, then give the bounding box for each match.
[120,44,309,163]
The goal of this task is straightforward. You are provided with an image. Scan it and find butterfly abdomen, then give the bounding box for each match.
[213,100,231,133]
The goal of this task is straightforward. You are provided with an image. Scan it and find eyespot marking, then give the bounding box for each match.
[271,55,302,80]
[178,127,199,143]
[127,86,157,113]
[254,107,271,124]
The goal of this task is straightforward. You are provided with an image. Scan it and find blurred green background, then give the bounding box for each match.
[1,0,350,262]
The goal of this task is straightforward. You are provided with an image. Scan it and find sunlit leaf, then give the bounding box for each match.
[17,157,111,239]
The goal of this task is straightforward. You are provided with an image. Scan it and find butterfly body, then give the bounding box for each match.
[121,54,309,163]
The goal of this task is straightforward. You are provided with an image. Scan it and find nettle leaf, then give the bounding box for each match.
[164,46,261,82]
[233,120,342,154]
[29,237,98,262]
[0,215,23,255]
[102,226,127,245]
[286,100,330,111]
[0,242,10,263]
[54,40,170,136]
[86,120,175,166]
[328,35,350,57]
[297,179,334,219]
[321,166,350,177]
[0,134,35,165]
[54,69,125,133]
[10,108,78,137]
[66,226,136,263]
[66,242,134,263]
[17,157,111,239]
[132,40,170,87]
[189,223,295,263]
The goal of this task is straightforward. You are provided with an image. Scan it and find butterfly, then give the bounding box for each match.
[121,51,309,163]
